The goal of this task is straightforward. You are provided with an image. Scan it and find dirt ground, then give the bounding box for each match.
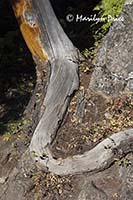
[51,68,132,159]
[0,63,132,199]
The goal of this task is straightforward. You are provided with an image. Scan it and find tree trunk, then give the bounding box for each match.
[0,0,132,199]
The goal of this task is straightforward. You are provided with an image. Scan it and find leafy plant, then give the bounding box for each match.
[115,158,131,167]
[2,117,29,141]
[93,0,125,41]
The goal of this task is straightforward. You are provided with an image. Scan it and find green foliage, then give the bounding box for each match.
[82,41,99,59]
[81,0,125,61]
[2,117,29,141]
[93,0,125,41]
[31,151,38,158]
[82,48,90,59]
[80,45,98,73]
[115,158,131,167]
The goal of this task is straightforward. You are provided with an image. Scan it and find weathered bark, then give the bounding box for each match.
[12,0,79,170]
[10,0,133,175]
[26,0,79,167]
[0,0,133,199]
[36,129,133,175]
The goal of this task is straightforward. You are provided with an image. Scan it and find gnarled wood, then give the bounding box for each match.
[38,129,133,175]
[0,1,132,199]
[11,0,133,177]
[28,0,79,165]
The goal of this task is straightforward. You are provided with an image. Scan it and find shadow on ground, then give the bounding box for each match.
[0,1,36,135]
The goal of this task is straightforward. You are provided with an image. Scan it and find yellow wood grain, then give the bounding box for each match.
[12,0,48,61]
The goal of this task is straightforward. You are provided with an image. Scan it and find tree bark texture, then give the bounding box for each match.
[11,0,133,175]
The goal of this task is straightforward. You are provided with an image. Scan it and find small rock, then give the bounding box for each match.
[0,176,7,184]
[104,112,112,119]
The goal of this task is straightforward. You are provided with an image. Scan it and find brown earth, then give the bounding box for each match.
[0,64,132,199]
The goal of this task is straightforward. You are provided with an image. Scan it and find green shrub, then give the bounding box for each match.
[93,0,125,41]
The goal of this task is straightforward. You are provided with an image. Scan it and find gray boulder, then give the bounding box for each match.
[89,0,133,97]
